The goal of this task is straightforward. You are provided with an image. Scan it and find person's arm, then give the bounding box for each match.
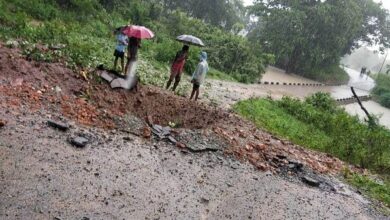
[122,37,128,46]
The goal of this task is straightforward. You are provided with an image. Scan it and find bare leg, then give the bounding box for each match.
[195,89,200,101]
[172,78,180,91]
[166,78,173,89]
[190,88,196,100]
[124,60,130,75]
[120,58,125,74]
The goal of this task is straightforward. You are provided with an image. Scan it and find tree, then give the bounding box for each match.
[161,0,247,30]
[249,0,390,75]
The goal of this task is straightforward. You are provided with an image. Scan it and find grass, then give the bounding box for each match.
[234,94,390,209]
[345,173,390,210]
[207,68,238,82]
[233,98,332,150]
[302,65,350,84]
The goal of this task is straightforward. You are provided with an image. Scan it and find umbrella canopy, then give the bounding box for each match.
[176,35,205,47]
[122,25,154,39]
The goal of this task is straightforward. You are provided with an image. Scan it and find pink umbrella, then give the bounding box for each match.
[122,25,155,39]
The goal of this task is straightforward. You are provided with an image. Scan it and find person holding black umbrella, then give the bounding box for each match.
[166,45,189,91]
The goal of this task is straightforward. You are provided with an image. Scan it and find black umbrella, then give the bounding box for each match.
[176,35,205,47]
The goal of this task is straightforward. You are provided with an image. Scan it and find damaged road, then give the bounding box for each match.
[0,111,385,219]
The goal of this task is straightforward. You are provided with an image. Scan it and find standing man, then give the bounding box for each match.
[166,45,189,91]
[190,51,209,101]
[113,27,128,74]
[124,37,141,75]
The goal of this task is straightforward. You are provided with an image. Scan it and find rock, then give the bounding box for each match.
[288,160,303,171]
[47,120,69,131]
[265,171,273,176]
[230,163,239,170]
[55,86,62,93]
[167,136,177,144]
[176,142,186,149]
[49,44,66,50]
[5,40,19,48]
[0,119,6,128]
[161,126,171,136]
[142,126,151,138]
[11,78,23,87]
[100,71,114,82]
[302,176,320,187]
[276,154,287,160]
[123,136,133,141]
[200,197,210,204]
[70,136,89,148]
[152,124,163,133]
[145,115,154,126]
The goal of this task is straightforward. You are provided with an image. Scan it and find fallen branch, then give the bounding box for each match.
[350,87,376,127]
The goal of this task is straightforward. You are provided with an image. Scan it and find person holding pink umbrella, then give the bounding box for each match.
[110,25,154,90]
[124,37,141,74]
[122,25,154,75]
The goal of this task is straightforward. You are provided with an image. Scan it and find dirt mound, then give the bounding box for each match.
[90,84,230,129]
[0,44,230,129]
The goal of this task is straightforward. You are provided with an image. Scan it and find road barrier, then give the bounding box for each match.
[258,81,339,87]
[335,95,372,105]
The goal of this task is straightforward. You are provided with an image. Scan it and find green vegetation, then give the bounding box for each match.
[248,0,390,83]
[159,0,247,30]
[302,65,350,84]
[372,74,390,108]
[345,171,390,209]
[0,0,273,83]
[234,93,390,174]
[234,93,390,207]
[207,68,237,82]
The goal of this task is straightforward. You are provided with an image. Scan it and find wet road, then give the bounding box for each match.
[0,111,385,219]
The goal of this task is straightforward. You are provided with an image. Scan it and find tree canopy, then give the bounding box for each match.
[248,0,390,75]
[160,0,247,30]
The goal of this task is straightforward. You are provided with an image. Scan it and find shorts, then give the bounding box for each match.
[114,50,125,59]
[192,82,200,90]
[170,69,182,81]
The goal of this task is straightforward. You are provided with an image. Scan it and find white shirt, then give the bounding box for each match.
[192,60,209,85]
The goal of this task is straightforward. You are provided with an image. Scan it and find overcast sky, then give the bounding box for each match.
[243,0,390,10]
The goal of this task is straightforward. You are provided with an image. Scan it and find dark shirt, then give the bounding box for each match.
[128,37,140,61]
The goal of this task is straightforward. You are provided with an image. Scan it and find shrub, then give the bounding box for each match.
[372,74,390,108]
